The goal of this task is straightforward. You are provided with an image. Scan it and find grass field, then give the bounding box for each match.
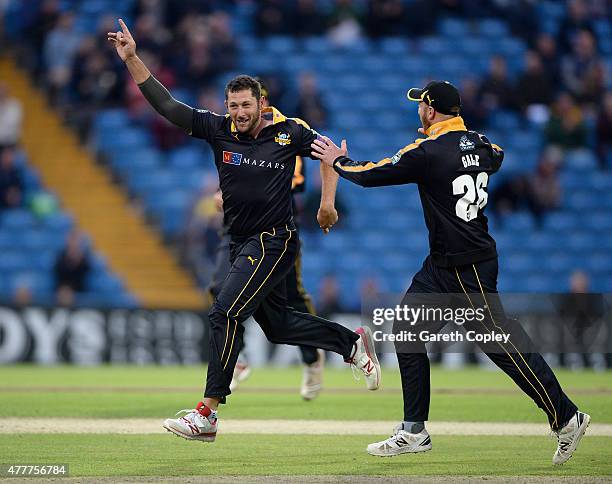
[1,364,611,481]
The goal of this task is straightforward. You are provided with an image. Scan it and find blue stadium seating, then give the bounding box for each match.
[0,151,137,307]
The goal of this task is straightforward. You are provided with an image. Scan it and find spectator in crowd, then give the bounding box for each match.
[182,177,223,287]
[596,91,612,169]
[43,12,81,104]
[490,175,534,220]
[295,72,328,131]
[294,0,326,36]
[365,0,407,38]
[545,92,588,149]
[0,83,23,152]
[0,147,24,210]
[479,55,517,112]
[529,150,562,224]
[516,51,553,112]
[459,77,489,130]
[12,283,33,308]
[562,30,602,105]
[557,0,595,54]
[327,0,364,47]
[125,50,174,122]
[559,270,607,372]
[53,230,91,306]
[534,33,562,86]
[318,274,344,318]
[255,0,289,36]
[207,12,237,73]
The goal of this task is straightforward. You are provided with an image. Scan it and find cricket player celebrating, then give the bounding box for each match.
[312,80,590,465]
[108,19,380,443]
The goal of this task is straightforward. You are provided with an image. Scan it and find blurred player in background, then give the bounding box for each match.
[207,80,329,400]
[108,19,380,444]
[313,80,590,465]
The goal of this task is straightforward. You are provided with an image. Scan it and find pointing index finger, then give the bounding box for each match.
[118,18,131,37]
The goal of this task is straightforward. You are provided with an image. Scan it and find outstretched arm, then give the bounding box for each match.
[107,19,193,131]
[312,137,427,187]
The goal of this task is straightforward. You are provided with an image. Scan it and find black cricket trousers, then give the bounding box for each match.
[209,232,319,365]
[204,224,358,402]
[397,255,578,431]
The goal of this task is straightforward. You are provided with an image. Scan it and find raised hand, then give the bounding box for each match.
[107,19,136,62]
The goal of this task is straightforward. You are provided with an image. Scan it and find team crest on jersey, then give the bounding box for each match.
[459,135,475,152]
[223,151,243,165]
[275,132,292,146]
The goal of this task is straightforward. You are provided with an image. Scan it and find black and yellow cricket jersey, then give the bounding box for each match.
[191,106,319,236]
[333,116,504,267]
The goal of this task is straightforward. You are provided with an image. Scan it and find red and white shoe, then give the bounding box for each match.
[163,402,218,442]
[229,360,252,392]
[346,326,381,390]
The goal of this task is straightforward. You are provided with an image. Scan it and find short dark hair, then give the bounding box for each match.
[225,75,261,100]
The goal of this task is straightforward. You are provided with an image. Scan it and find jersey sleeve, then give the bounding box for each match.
[479,134,504,173]
[333,142,428,187]
[191,109,226,142]
[291,118,321,158]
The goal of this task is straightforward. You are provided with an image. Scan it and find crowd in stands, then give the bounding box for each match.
[0,0,610,316]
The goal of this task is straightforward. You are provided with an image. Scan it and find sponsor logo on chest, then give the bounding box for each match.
[222,151,285,170]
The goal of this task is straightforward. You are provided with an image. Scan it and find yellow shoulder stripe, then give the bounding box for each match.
[492,143,503,152]
[336,142,420,173]
[290,117,311,130]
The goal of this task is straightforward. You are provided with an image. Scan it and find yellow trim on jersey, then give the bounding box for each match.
[492,143,503,152]
[425,116,467,138]
[336,142,420,173]
[289,117,311,129]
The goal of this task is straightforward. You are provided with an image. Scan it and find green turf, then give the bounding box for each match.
[1,364,611,389]
[1,365,610,423]
[1,434,610,477]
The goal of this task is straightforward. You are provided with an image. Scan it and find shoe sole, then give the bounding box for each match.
[163,421,216,442]
[367,444,432,457]
[357,326,381,390]
[553,413,591,465]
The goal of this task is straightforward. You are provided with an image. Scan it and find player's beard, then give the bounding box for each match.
[235,106,261,135]
[418,110,431,132]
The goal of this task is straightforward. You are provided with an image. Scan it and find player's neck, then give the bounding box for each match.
[248,117,272,139]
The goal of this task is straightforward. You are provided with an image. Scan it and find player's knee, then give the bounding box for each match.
[208,303,231,327]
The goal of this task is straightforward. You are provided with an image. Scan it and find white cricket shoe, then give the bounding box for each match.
[347,326,381,390]
[553,411,590,465]
[163,402,218,442]
[301,349,325,401]
[229,360,251,392]
[367,425,432,457]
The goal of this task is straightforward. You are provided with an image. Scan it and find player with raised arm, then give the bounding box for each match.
[312,80,589,465]
[107,19,380,444]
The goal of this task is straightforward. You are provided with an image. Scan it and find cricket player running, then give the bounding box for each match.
[210,79,329,398]
[312,80,590,465]
[108,19,381,443]
[225,78,330,401]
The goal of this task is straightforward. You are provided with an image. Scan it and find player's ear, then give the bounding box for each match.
[224,99,228,112]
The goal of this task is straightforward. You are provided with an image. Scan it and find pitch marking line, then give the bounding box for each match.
[1,419,611,436]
